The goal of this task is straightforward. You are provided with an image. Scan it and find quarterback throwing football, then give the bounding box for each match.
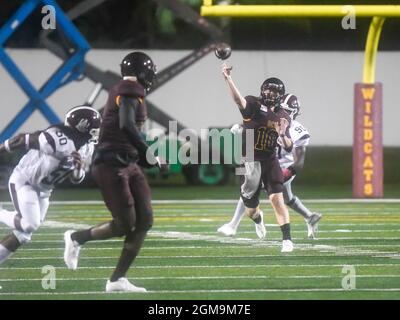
[218,94,322,239]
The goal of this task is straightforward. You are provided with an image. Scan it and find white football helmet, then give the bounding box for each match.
[279,94,300,120]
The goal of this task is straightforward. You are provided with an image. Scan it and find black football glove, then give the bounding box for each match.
[156,156,170,174]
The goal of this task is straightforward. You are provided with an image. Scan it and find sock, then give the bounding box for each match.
[0,244,13,264]
[287,196,313,219]
[0,210,17,229]
[280,223,291,240]
[71,229,92,245]
[229,198,246,229]
[251,210,262,224]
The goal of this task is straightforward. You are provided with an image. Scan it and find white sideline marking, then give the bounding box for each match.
[0,288,399,296]
[1,275,400,282]
[2,199,400,206]
[1,264,400,271]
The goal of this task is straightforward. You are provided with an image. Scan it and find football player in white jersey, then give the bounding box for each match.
[0,106,101,264]
[218,94,322,239]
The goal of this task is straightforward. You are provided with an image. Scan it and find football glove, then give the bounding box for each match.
[230,124,243,135]
[282,166,296,182]
[156,156,170,174]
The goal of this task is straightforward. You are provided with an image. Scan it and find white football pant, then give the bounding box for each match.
[9,173,50,244]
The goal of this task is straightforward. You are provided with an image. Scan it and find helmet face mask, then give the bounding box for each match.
[279,94,300,120]
[64,106,102,144]
[88,128,100,144]
[260,77,285,106]
[120,52,157,91]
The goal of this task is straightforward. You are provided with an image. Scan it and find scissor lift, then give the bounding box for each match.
[0,0,90,142]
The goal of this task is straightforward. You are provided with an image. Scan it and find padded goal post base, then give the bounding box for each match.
[353,83,383,198]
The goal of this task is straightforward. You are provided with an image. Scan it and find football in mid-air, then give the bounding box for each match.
[215,43,232,60]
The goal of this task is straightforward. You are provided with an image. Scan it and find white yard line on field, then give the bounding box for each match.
[1,275,400,282]
[1,264,400,271]
[2,199,400,206]
[0,288,400,296]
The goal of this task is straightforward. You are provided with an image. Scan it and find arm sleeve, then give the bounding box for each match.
[118,95,150,155]
[0,131,41,153]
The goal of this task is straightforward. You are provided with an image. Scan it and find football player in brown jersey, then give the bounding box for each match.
[63,52,167,292]
[221,63,294,252]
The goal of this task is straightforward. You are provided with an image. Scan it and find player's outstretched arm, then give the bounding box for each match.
[221,63,247,110]
[0,131,41,154]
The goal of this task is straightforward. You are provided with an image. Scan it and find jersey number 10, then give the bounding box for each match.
[254,127,278,151]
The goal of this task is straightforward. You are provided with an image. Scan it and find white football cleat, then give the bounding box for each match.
[63,230,81,270]
[281,239,294,253]
[106,277,147,293]
[217,223,237,237]
[254,211,266,239]
[306,212,322,239]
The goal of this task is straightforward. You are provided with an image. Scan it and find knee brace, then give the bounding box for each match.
[286,196,297,208]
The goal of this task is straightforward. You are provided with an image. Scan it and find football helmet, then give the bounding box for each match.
[64,106,102,143]
[279,94,300,120]
[260,77,285,106]
[120,51,157,91]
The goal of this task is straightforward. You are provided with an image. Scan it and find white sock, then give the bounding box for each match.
[0,209,17,229]
[0,244,13,265]
[229,198,246,229]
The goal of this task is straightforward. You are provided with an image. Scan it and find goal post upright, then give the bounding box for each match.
[201,2,393,198]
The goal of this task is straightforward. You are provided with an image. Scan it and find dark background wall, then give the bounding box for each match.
[2,0,400,50]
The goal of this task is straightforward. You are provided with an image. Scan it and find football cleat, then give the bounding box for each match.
[217,223,237,237]
[63,230,81,270]
[281,239,294,253]
[106,277,147,293]
[254,210,266,240]
[306,212,322,239]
